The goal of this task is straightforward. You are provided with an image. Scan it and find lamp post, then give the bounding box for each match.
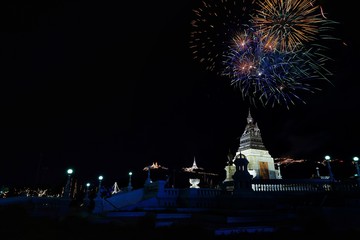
[325,155,334,181]
[353,156,360,187]
[86,182,90,199]
[128,171,133,191]
[82,182,91,207]
[97,175,103,199]
[316,167,320,178]
[353,156,360,177]
[145,165,152,185]
[64,168,73,198]
[276,163,282,179]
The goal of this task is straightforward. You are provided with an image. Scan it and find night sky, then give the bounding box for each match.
[0,1,359,189]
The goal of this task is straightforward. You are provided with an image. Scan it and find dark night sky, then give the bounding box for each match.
[0,1,359,188]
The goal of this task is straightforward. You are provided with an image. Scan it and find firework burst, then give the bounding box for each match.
[189,0,255,72]
[250,0,337,51]
[221,26,333,108]
[190,0,337,108]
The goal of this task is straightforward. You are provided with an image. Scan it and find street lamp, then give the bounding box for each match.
[353,156,360,177]
[325,155,334,181]
[97,175,103,198]
[128,171,133,191]
[64,168,73,198]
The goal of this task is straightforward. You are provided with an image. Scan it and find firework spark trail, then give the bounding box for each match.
[320,6,327,19]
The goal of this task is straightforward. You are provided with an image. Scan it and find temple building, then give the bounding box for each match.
[224,110,281,184]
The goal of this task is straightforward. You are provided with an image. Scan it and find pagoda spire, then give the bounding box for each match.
[192,157,199,170]
[238,109,266,151]
[182,157,203,172]
[247,108,253,124]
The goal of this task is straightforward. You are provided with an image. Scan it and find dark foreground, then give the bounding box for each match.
[1,204,360,240]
